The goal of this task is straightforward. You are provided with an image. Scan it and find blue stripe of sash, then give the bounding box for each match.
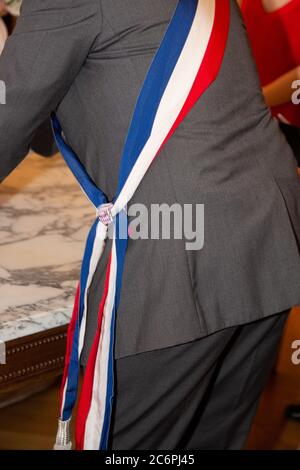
[99,212,128,449]
[51,115,107,209]
[61,218,99,420]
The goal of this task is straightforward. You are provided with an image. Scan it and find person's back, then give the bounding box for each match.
[1,0,300,357]
[57,0,300,360]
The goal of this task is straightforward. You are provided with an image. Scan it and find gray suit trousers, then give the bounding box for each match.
[109,311,289,450]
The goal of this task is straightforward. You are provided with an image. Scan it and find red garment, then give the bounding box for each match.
[241,0,300,127]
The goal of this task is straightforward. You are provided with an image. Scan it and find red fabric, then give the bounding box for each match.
[241,0,300,126]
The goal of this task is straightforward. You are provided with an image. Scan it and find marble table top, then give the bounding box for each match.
[0,152,94,342]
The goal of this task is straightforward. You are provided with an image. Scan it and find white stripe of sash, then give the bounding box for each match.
[78,221,109,358]
[84,230,118,449]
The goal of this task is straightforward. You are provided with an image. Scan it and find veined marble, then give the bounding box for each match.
[0,152,95,342]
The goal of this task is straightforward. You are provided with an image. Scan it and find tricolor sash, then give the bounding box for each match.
[52,0,230,451]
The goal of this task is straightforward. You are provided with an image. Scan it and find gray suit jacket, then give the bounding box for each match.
[1,0,300,363]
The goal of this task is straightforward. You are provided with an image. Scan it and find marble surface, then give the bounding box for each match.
[0,152,95,342]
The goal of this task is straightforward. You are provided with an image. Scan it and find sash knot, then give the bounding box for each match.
[97,202,114,226]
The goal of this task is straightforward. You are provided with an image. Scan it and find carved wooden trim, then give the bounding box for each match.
[0,325,67,407]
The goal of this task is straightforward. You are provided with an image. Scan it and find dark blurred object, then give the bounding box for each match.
[280,123,300,167]
[30,119,58,158]
[2,9,16,34]
[285,404,300,422]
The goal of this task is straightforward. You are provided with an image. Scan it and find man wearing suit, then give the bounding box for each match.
[1,0,300,450]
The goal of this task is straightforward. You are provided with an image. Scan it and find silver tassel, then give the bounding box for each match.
[53,418,72,450]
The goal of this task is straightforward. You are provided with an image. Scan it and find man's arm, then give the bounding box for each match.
[263,66,300,108]
[0,0,100,182]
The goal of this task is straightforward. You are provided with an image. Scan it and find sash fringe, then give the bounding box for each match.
[53,418,72,450]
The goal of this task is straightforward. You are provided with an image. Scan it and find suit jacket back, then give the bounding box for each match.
[1,0,300,361]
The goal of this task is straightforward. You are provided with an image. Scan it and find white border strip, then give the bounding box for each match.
[78,221,108,357]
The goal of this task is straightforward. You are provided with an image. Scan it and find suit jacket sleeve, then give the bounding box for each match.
[0,0,100,182]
